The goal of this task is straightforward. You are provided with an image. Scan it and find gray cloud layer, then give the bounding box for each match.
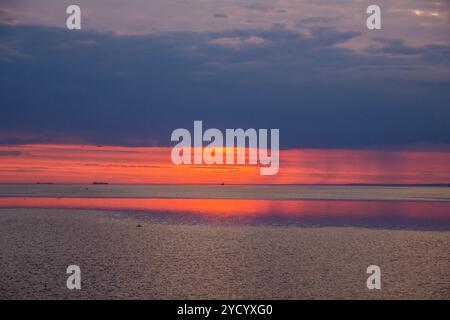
[0,23,449,148]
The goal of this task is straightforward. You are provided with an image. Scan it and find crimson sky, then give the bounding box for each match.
[0,144,448,184]
[0,1,449,181]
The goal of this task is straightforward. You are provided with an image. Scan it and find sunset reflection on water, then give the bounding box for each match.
[0,197,449,229]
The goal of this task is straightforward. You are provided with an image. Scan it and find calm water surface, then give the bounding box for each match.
[0,196,449,230]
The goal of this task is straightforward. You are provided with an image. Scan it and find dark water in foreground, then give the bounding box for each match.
[1,209,449,299]
[0,186,449,299]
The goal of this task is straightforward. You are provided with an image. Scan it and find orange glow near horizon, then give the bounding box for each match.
[0,144,449,184]
[0,197,448,221]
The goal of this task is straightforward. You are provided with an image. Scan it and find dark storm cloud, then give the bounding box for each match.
[0,23,449,148]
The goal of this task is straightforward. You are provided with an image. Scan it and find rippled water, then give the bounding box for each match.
[0,185,449,299]
[0,208,449,299]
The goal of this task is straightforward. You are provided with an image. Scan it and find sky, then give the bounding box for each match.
[0,0,449,184]
[0,144,449,184]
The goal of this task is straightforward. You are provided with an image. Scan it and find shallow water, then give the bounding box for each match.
[0,185,449,299]
[0,208,449,299]
[1,184,449,201]
[0,196,449,230]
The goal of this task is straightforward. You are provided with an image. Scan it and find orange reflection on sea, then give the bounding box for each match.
[0,197,448,221]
